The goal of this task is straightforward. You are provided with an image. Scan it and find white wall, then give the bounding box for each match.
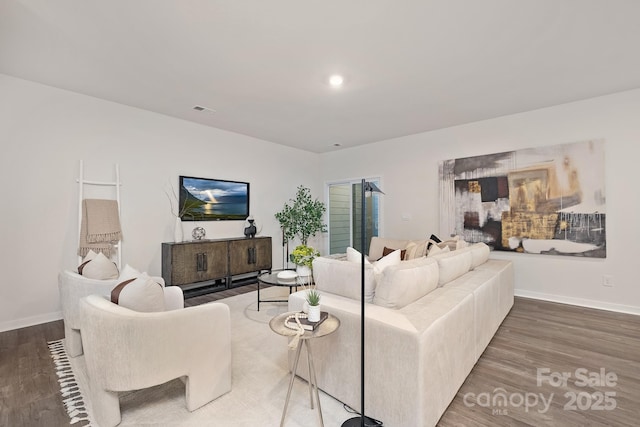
[320,89,640,314]
[0,74,322,331]
[2,74,638,332]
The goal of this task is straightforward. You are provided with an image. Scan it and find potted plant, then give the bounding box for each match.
[290,244,320,281]
[305,287,321,322]
[275,185,327,246]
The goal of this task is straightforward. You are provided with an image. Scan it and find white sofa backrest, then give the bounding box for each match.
[312,256,376,302]
[458,242,491,269]
[373,257,439,309]
[430,249,473,286]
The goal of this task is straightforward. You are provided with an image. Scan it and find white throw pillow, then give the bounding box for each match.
[403,242,418,260]
[403,239,429,260]
[427,244,449,257]
[372,249,401,274]
[118,264,142,281]
[78,251,119,280]
[111,272,165,312]
[346,247,371,264]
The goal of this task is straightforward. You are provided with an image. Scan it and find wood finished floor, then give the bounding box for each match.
[1,286,639,427]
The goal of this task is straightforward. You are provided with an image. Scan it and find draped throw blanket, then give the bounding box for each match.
[78,199,122,257]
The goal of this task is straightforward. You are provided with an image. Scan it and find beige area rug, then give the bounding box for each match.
[50,287,356,426]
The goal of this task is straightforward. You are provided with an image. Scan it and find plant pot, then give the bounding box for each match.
[308,305,321,322]
[296,265,311,284]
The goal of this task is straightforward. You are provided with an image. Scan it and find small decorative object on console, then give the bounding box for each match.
[192,226,206,240]
[276,270,298,284]
[244,216,257,238]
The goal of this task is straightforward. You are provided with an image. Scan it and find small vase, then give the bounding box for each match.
[308,305,321,322]
[174,216,183,242]
[296,265,311,284]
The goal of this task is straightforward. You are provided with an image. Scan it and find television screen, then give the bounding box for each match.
[179,176,249,221]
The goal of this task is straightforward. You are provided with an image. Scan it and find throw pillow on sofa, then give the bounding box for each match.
[426,244,449,257]
[118,264,143,282]
[401,240,429,260]
[382,246,406,260]
[346,246,371,264]
[78,250,119,280]
[111,272,165,312]
[372,248,401,274]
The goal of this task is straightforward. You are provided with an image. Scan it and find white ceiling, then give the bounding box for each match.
[2,1,640,153]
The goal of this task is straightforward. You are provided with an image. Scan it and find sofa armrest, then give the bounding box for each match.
[163,286,184,310]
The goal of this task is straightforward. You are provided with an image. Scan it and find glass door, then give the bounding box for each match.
[327,179,381,255]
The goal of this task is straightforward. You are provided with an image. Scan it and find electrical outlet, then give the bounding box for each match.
[602,275,614,287]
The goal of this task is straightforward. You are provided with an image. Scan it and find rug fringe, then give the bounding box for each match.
[48,340,93,426]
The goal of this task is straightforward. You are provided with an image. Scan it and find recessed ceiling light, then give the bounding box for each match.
[333,143,341,147]
[329,74,344,87]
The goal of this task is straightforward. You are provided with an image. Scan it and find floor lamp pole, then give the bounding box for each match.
[342,179,381,427]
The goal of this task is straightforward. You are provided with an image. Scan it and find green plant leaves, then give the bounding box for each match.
[275,186,327,245]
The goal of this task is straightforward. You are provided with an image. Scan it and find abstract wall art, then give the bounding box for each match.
[439,140,606,257]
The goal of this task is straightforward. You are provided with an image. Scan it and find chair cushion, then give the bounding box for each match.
[78,250,119,280]
[111,273,165,312]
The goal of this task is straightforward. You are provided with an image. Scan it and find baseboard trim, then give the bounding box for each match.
[0,311,63,333]
[514,290,640,316]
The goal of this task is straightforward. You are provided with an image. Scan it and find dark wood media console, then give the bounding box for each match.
[162,236,272,296]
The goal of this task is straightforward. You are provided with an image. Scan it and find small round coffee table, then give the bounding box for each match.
[257,269,310,311]
[269,311,340,427]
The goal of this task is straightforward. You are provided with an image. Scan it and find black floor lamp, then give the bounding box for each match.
[342,179,384,427]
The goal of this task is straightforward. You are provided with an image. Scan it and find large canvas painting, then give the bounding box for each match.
[439,140,606,257]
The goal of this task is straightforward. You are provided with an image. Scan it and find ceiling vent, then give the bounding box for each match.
[192,105,216,114]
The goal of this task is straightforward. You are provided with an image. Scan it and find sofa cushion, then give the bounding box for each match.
[110,272,165,312]
[78,250,119,280]
[373,257,439,309]
[431,250,473,286]
[464,242,491,269]
[312,256,376,302]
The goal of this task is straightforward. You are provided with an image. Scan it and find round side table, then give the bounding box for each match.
[269,311,340,427]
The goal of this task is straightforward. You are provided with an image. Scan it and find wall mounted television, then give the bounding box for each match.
[179,176,250,221]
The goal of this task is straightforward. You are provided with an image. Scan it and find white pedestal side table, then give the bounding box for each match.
[269,311,340,427]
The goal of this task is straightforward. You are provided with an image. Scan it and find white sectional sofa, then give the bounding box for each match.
[288,237,514,427]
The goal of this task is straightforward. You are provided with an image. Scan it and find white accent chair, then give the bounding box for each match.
[58,270,183,357]
[79,294,232,427]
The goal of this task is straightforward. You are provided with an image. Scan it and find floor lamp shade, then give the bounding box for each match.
[342,179,383,427]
